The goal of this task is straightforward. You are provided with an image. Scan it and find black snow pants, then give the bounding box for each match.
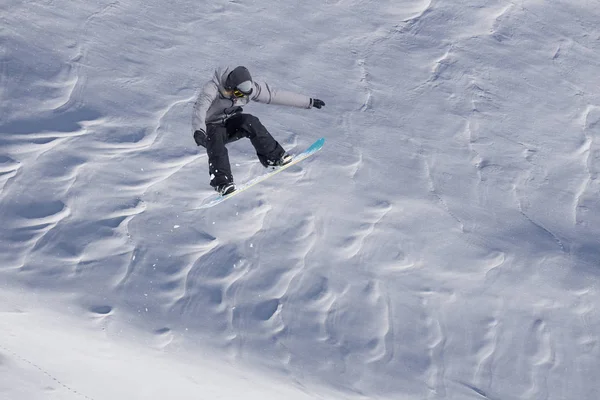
[198,113,285,188]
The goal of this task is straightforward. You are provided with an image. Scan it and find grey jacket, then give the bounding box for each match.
[192,66,314,134]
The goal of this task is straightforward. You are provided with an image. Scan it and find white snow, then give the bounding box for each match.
[1,0,600,399]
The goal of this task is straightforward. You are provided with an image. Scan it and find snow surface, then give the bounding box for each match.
[1,0,600,399]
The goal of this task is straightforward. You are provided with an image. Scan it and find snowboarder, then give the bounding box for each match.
[192,66,325,195]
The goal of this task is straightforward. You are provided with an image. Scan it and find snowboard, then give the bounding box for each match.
[198,138,325,209]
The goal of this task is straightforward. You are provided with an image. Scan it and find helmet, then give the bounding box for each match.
[225,66,253,95]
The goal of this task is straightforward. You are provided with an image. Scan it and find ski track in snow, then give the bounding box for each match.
[2,0,600,399]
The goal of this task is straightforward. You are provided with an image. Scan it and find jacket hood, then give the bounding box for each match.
[224,66,252,90]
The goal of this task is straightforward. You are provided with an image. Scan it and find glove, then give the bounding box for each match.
[194,129,207,147]
[311,98,325,109]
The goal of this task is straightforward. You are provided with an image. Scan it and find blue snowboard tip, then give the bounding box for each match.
[306,138,325,153]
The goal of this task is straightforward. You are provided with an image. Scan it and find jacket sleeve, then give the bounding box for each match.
[192,80,219,133]
[251,81,312,109]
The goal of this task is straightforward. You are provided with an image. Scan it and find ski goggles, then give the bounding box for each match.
[232,80,253,97]
[233,88,251,98]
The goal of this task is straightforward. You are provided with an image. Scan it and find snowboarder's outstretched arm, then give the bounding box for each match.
[251,81,324,110]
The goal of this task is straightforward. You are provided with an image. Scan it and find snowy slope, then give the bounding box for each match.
[1,0,600,399]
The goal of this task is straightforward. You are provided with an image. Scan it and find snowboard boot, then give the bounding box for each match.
[271,153,293,167]
[215,182,236,196]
